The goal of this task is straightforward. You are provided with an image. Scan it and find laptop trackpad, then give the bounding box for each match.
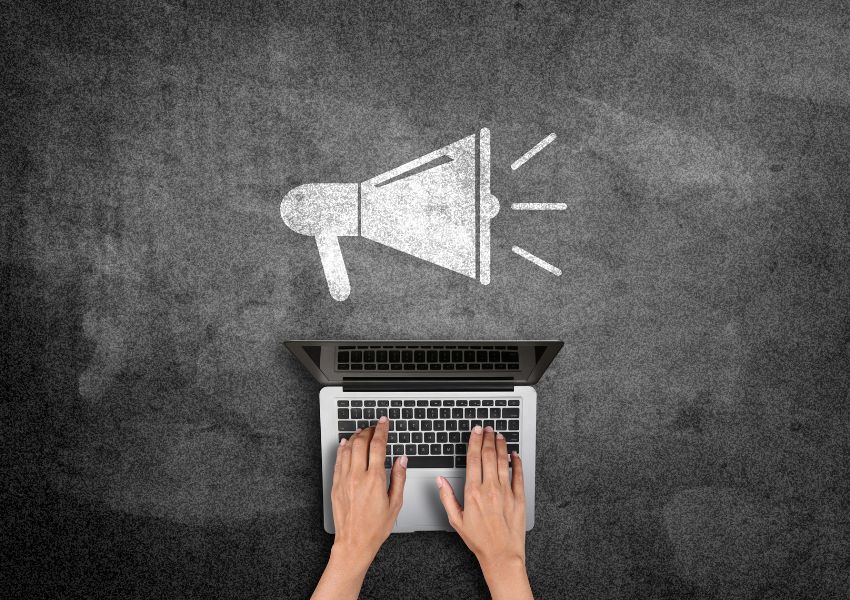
[396,476,465,531]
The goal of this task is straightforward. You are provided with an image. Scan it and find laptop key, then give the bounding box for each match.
[425,432,435,443]
[391,399,402,406]
[469,400,481,406]
[384,457,392,468]
[412,432,423,443]
[456,400,468,407]
[455,443,466,454]
[455,456,466,468]
[378,400,389,407]
[350,400,362,407]
[406,444,417,455]
[508,400,520,406]
[393,444,404,455]
[508,420,519,430]
[350,408,362,419]
[484,420,494,429]
[418,444,429,455]
[399,433,410,443]
[402,408,413,419]
[477,408,488,418]
[417,400,428,407]
[396,420,407,431]
[389,408,400,419]
[430,444,441,455]
[449,432,460,443]
[508,444,519,454]
[365,400,376,407]
[503,432,519,442]
[421,420,433,431]
[465,408,475,418]
[364,408,375,419]
[437,432,448,443]
[443,444,454,454]
[452,408,463,418]
[427,408,438,419]
[497,420,507,430]
[446,420,457,430]
[407,456,453,468]
[408,421,419,431]
[502,408,520,418]
[339,433,353,442]
[338,421,356,432]
[376,408,387,418]
[404,400,415,407]
[483,400,494,406]
[337,400,349,407]
[387,433,397,443]
[490,408,500,418]
[459,420,470,431]
[414,408,426,419]
[496,399,507,406]
[357,420,368,429]
[433,420,444,431]
[440,408,450,418]
[471,420,482,428]
[338,409,349,419]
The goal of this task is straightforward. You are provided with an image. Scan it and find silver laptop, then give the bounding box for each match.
[286,340,562,533]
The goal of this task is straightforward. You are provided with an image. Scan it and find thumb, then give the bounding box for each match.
[436,476,463,530]
[388,455,408,513]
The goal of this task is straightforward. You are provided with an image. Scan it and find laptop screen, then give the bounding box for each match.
[285,340,562,386]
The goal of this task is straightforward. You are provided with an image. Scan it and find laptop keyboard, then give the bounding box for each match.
[336,398,521,468]
[336,345,521,372]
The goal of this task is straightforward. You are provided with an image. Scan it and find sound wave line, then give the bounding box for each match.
[512,246,562,276]
[511,202,567,210]
[511,133,557,170]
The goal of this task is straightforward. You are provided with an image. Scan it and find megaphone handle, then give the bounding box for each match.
[315,233,351,301]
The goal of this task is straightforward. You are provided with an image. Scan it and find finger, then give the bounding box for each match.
[481,426,498,483]
[436,476,463,530]
[388,455,408,513]
[496,431,509,486]
[465,425,484,485]
[510,451,525,501]
[368,416,389,471]
[334,436,350,481]
[350,426,375,472]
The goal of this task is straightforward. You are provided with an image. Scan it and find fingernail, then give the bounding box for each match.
[436,476,443,488]
[496,432,504,439]
[512,451,519,457]
[354,428,362,433]
[473,425,483,434]
[339,438,348,446]
[484,425,494,433]
[399,455,408,468]
[379,416,388,423]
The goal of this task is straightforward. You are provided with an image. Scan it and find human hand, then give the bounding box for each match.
[437,425,532,600]
[312,417,407,600]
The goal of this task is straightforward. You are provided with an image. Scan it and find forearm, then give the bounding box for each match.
[479,556,534,600]
[311,544,373,600]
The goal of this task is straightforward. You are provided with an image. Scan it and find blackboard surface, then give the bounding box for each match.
[3,1,848,598]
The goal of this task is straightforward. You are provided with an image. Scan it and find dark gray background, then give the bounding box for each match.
[3,0,849,598]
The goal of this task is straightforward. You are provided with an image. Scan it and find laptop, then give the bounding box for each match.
[286,340,562,533]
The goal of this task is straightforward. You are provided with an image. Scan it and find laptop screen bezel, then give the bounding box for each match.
[285,340,563,387]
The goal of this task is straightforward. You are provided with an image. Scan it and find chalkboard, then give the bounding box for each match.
[3,1,849,598]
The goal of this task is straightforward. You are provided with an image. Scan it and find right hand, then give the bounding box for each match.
[436,425,528,573]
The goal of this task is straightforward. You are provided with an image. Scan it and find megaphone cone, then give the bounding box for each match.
[281,128,499,301]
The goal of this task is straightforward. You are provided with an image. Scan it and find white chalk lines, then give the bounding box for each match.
[512,246,562,277]
[510,133,564,277]
[511,202,567,210]
[511,132,556,170]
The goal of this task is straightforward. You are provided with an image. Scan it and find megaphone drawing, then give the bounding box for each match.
[281,128,499,300]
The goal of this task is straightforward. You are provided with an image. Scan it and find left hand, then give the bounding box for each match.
[331,416,407,560]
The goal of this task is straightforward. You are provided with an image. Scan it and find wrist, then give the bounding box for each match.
[329,541,375,575]
[478,552,526,574]
[478,554,531,600]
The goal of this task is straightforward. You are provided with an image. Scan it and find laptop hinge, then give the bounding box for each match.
[341,381,515,393]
